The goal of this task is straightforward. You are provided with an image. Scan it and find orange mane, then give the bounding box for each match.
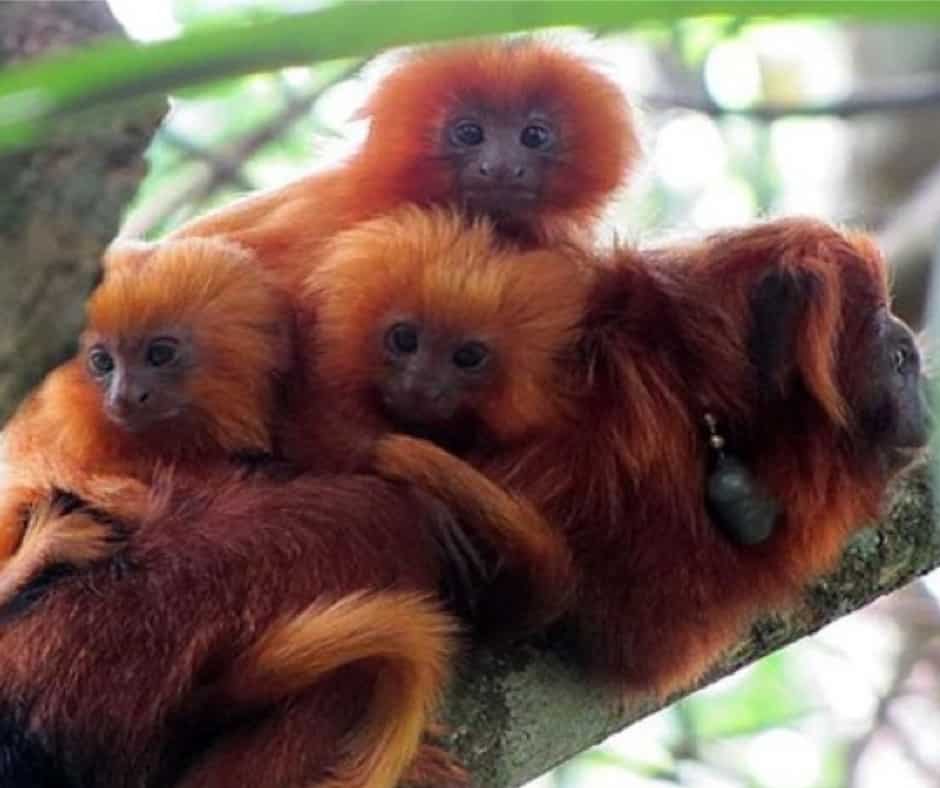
[306,206,589,442]
[354,38,638,233]
[86,238,292,453]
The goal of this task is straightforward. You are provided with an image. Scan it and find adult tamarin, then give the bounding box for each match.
[296,209,929,699]
[488,218,929,698]
[0,210,589,786]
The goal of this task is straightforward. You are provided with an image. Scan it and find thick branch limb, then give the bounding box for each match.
[0,1,166,423]
[444,463,937,786]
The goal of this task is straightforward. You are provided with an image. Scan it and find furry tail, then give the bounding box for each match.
[0,492,119,607]
[216,590,458,788]
[372,433,575,637]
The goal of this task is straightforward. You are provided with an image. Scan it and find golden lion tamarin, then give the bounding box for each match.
[172,38,637,287]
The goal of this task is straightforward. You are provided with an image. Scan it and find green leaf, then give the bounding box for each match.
[0,0,937,151]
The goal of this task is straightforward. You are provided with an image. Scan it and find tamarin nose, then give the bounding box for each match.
[110,381,150,410]
[479,160,517,180]
[424,385,446,402]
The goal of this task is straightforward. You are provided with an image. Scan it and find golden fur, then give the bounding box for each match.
[306,206,588,445]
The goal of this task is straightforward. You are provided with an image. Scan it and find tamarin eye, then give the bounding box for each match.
[87,347,115,377]
[893,346,909,373]
[520,124,552,149]
[385,323,420,355]
[452,341,489,370]
[451,122,484,146]
[146,339,180,368]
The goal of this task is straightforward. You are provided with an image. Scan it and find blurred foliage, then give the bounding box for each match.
[683,654,810,740]
[0,1,938,150]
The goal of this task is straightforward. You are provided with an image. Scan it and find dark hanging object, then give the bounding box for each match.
[703,413,779,546]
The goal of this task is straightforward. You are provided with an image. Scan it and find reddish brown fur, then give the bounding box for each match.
[373,434,573,637]
[201,590,458,788]
[0,475,133,605]
[171,38,636,288]
[162,210,590,783]
[159,210,590,782]
[84,239,292,455]
[484,218,909,698]
[0,471,469,788]
[298,207,589,455]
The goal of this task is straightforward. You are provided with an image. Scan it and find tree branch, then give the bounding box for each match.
[159,127,254,191]
[0,1,166,423]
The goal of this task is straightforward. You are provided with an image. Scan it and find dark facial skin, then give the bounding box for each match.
[441,103,558,226]
[749,274,930,460]
[83,330,193,433]
[859,309,931,465]
[723,277,931,548]
[377,319,494,431]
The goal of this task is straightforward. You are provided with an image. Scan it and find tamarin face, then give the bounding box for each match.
[82,329,195,433]
[856,309,930,466]
[746,234,930,472]
[80,237,289,454]
[440,103,559,226]
[357,40,637,240]
[310,208,589,446]
[377,317,496,430]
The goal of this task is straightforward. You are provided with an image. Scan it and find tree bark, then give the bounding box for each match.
[0,1,166,424]
[0,6,936,788]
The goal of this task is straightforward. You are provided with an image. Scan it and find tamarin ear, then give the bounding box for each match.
[748,268,813,395]
[748,263,844,425]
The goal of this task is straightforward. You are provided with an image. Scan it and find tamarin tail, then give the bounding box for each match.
[216,590,458,788]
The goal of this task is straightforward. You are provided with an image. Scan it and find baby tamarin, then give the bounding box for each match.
[172,37,637,287]
[2,208,580,638]
[0,210,583,786]
[0,212,920,782]
[0,214,592,782]
[289,205,589,632]
[0,236,291,598]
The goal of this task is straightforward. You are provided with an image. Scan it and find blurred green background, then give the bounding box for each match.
[37,1,940,785]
